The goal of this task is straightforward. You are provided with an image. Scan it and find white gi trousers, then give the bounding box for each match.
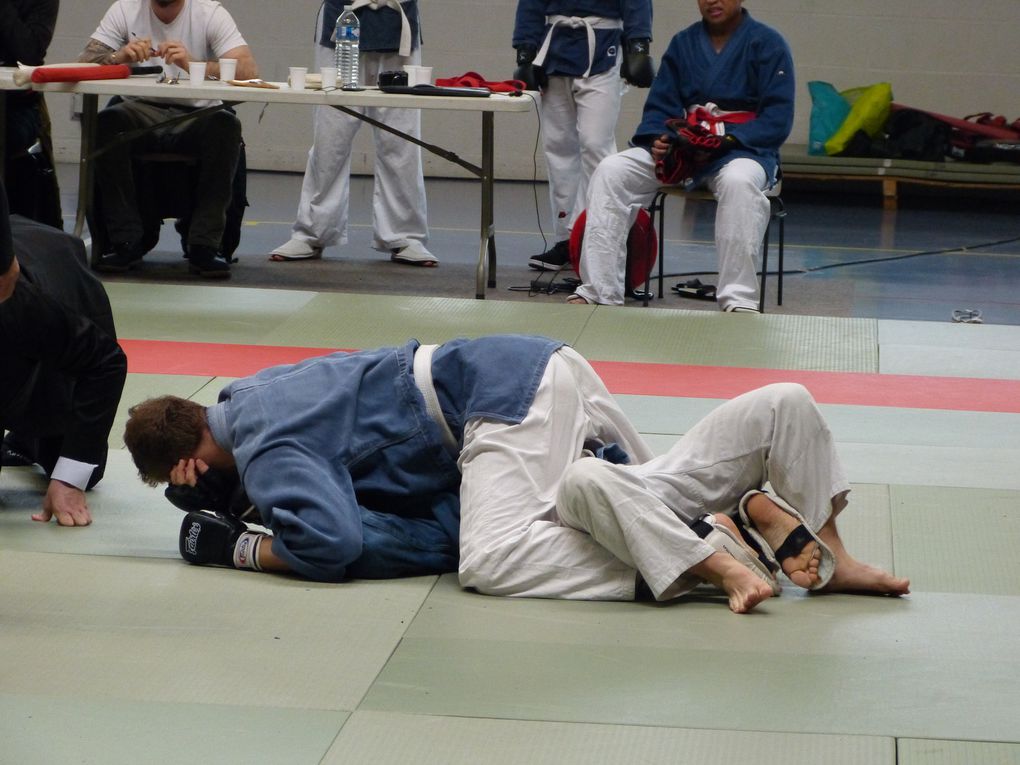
[574,147,771,310]
[541,67,624,242]
[290,42,429,252]
[459,370,849,601]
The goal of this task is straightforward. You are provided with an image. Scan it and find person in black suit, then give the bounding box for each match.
[0,180,126,525]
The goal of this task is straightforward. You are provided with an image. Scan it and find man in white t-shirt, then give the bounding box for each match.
[79,0,257,278]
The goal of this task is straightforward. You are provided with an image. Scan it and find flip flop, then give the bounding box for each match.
[691,514,781,595]
[671,278,717,301]
[269,238,323,261]
[736,490,836,590]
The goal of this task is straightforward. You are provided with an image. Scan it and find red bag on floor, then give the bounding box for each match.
[568,209,657,293]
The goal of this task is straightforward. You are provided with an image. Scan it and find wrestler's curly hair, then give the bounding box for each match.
[123,396,207,486]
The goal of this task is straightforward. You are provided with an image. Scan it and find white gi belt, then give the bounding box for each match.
[534,15,624,78]
[349,0,413,58]
[413,344,459,457]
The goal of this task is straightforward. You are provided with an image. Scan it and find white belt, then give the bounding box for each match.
[534,14,624,78]
[413,344,459,457]
[349,0,413,57]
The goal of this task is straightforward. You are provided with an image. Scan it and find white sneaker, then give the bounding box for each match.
[390,240,438,266]
[269,238,323,261]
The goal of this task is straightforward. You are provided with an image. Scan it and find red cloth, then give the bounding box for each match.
[434,71,525,94]
[30,65,131,83]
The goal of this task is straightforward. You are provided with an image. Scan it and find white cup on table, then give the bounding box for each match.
[319,65,337,90]
[416,66,433,85]
[188,61,206,86]
[289,66,308,89]
[218,58,237,82]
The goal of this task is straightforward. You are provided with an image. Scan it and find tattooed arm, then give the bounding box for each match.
[79,37,155,65]
[79,38,117,65]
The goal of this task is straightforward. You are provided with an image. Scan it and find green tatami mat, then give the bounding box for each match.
[106,282,317,344]
[880,319,1020,352]
[0,451,175,559]
[258,293,593,349]
[572,310,878,371]
[0,694,346,765]
[325,710,894,765]
[362,578,1020,741]
[0,550,433,711]
[890,485,1020,595]
[899,739,1020,764]
[877,318,1020,380]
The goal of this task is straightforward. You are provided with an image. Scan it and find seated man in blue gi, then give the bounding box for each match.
[78,0,258,278]
[123,335,908,614]
[570,0,793,311]
[0,181,127,526]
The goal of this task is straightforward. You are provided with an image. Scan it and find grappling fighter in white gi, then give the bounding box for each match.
[125,335,908,614]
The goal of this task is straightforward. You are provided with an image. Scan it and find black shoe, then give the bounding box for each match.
[528,240,571,271]
[1,437,35,468]
[187,245,231,279]
[94,242,144,273]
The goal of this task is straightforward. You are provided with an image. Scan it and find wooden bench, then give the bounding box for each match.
[780,143,1020,211]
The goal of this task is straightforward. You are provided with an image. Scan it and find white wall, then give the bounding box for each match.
[44,0,1020,179]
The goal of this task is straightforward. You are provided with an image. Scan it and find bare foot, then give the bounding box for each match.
[744,493,821,589]
[566,294,589,305]
[689,552,774,614]
[816,520,911,596]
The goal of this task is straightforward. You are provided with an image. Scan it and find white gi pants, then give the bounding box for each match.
[575,147,771,310]
[290,42,429,252]
[541,67,624,242]
[459,372,849,602]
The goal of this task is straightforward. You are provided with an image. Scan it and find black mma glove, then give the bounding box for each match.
[513,46,547,90]
[179,510,266,570]
[165,467,262,525]
[620,38,655,88]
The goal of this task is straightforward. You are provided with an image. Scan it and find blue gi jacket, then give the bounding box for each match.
[633,10,794,185]
[319,0,421,53]
[512,0,652,78]
[207,335,562,582]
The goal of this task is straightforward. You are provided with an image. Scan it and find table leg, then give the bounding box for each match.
[74,94,98,253]
[477,112,496,298]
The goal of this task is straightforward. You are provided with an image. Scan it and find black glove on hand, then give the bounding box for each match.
[179,510,263,570]
[513,46,547,90]
[621,38,655,88]
[165,467,262,525]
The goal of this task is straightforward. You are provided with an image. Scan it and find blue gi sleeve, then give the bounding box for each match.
[622,0,653,42]
[726,37,795,152]
[244,445,364,582]
[631,36,688,146]
[512,0,547,49]
[347,497,459,579]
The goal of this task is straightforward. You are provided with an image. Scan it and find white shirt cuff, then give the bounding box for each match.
[51,457,98,491]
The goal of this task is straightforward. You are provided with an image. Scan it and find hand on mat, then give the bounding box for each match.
[33,480,92,526]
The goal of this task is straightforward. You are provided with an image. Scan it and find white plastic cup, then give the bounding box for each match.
[218,58,237,82]
[416,66,433,85]
[402,64,418,86]
[189,61,207,86]
[319,65,337,90]
[289,66,308,89]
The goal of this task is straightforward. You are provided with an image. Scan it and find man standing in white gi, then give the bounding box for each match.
[269,0,435,266]
[125,335,908,614]
[570,0,793,310]
[514,0,654,271]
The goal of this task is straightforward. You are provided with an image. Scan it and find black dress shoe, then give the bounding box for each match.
[187,245,231,279]
[94,242,144,273]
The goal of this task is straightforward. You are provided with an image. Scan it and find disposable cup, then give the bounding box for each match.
[417,66,433,85]
[189,61,206,86]
[319,65,337,89]
[218,58,237,82]
[289,66,308,89]
[402,64,418,86]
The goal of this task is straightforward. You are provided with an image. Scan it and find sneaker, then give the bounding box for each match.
[268,237,323,261]
[187,245,231,279]
[528,240,570,271]
[94,241,144,273]
[390,240,438,266]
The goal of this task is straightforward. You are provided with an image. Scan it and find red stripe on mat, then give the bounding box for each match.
[119,339,1020,414]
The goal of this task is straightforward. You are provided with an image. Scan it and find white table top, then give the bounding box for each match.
[30,73,535,113]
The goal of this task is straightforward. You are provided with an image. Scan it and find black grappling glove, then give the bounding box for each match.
[179,510,264,570]
[513,45,547,90]
[164,467,262,524]
[621,38,655,88]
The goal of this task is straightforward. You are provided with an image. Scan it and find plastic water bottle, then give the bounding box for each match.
[335,6,360,90]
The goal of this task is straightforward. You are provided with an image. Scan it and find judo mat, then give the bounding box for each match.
[2,288,1020,765]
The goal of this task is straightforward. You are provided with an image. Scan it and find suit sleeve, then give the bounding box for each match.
[1,280,126,466]
[0,0,58,66]
[632,36,686,145]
